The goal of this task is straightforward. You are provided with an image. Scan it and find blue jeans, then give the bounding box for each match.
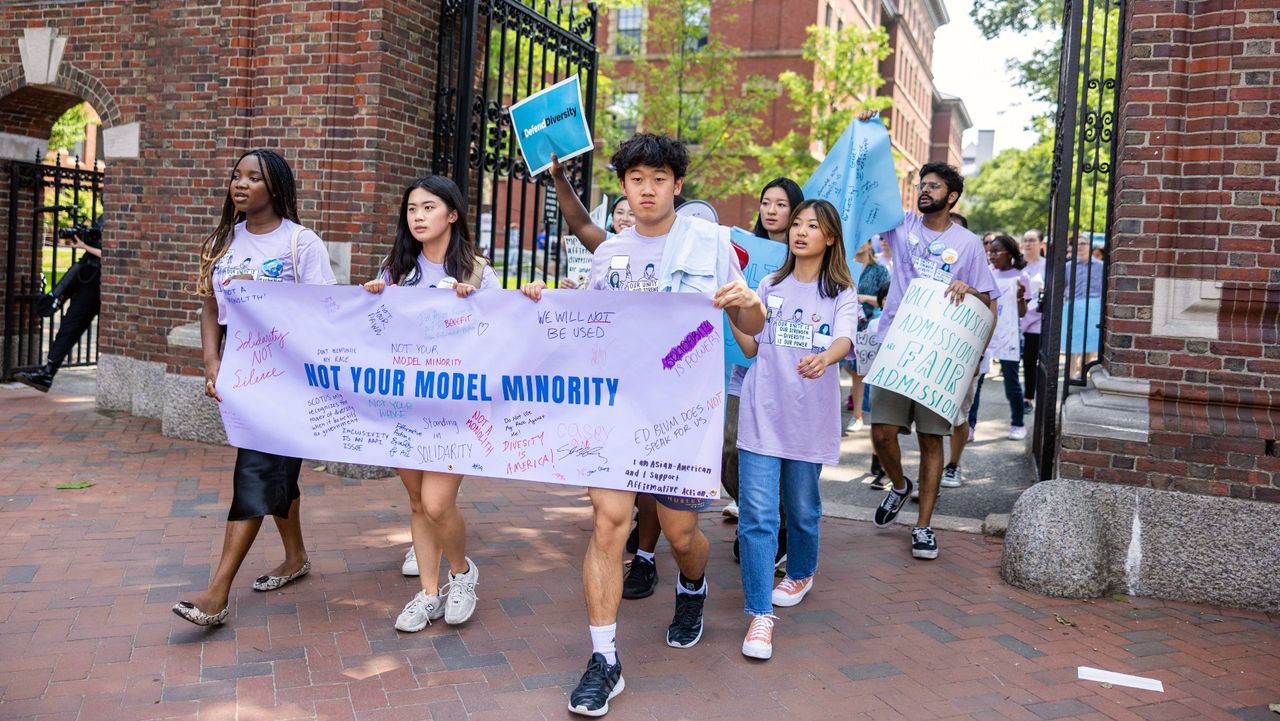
[737,449,822,615]
[968,359,1025,428]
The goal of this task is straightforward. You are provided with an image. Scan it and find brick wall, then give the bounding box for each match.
[0,1,441,377]
[1059,0,1280,501]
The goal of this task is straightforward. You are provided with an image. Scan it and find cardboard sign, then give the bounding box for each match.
[863,279,994,424]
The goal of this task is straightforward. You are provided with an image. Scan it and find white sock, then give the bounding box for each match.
[676,572,707,595]
[635,549,655,563]
[589,623,617,665]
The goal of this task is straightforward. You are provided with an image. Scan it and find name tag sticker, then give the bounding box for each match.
[610,255,630,270]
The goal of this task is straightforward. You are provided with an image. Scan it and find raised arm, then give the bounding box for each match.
[549,154,608,252]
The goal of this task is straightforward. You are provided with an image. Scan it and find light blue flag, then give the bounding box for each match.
[724,227,790,387]
[801,118,904,259]
[508,75,594,175]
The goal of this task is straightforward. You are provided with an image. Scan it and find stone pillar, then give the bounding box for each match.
[1002,0,1280,612]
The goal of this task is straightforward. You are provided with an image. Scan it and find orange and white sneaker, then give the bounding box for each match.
[771,576,813,607]
[741,613,778,659]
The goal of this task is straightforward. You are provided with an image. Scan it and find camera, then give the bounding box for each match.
[57,223,103,249]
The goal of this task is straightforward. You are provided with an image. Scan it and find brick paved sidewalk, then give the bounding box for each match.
[1,386,1277,721]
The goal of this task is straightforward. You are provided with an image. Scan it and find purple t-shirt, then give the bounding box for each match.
[212,219,336,324]
[737,274,861,465]
[588,225,745,291]
[878,212,999,336]
[380,254,499,290]
[1020,257,1046,334]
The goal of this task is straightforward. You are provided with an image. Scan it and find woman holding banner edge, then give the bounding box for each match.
[362,176,489,632]
[174,149,336,627]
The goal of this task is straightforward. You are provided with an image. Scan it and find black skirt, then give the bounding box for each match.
[228,448,303,521]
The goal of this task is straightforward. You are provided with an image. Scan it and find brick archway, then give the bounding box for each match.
[0,61,122,139]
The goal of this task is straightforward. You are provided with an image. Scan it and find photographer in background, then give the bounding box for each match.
[15,217,103,392]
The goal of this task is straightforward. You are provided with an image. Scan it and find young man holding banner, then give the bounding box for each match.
[857,112,998,561]
[523,133,765,717]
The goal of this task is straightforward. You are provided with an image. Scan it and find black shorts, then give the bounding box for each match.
[228,448,303,521]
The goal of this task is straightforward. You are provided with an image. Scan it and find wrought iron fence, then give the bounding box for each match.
[433,0,599,289]
[2,159,104,380]
[1032,0,1125,479]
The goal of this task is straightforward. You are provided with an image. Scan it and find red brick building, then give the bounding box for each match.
[0,4,442,430]
[599,0,968,225]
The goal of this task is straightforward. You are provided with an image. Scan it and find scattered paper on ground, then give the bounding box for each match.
[1078,667,1164,692]
[54,481,93,489]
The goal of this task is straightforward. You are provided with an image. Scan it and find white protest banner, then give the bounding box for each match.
[863,279,994,424]
[217,282,726,499]
[508,75,594,175]
[561,200,607,289]
[562,236,592,288]
[854,322,882,375]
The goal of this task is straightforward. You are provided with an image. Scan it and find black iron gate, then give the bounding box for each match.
[1032,0,1124,479]
[433,0,599,289]
[2,159,104,380]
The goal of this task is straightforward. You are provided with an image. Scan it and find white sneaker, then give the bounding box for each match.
[402,547,419,577]
[722,502,739,519]
[444,557,479,625]
[1008,425,1028,441]
[771,576,813,607]
[847,417,865,433]
[940,465,963,488]
[395,591,443,632]
[742,614,778,660]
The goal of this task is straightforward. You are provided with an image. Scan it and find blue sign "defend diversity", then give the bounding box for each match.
[508,75,595,175]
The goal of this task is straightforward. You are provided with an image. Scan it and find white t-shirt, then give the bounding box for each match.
[211,219,337,324]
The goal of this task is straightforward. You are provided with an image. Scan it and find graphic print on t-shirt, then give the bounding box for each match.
[606,254,659,292]
[217,253,289,285]
[773,303,814,349]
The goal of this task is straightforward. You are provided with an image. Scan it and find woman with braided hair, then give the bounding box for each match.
[173,149,336,626]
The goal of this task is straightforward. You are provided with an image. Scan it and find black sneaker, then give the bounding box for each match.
[14,367,52,392]
[774,527,788,570]
[873,477,914,528]
[911,526,939,560]
[666,588,706,648]
[621,556,658,599]
[869,473,891,491]
[568,652,624,717]
[624,521,639,555]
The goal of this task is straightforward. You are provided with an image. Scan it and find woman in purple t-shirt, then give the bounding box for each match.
[175,149,336,627]
[732,199,860,661]
[362,176,486,633]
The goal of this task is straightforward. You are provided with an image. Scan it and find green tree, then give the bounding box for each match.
[965,0,1119,237]
[48,102,88,155]
[960,135,1053,235]
[747,23,892,195]
[595,0,773,200]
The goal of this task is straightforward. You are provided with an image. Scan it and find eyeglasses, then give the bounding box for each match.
[988,249,1010,256]
[916,181,944,192]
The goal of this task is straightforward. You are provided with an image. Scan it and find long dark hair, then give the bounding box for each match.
[383,176,476,286]
[992,234,1027,270]
[771,199,854,299]
[752,177,804,239]
[197,149,300,295]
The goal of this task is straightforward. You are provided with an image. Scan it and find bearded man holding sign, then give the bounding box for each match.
[855,113,999,562]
